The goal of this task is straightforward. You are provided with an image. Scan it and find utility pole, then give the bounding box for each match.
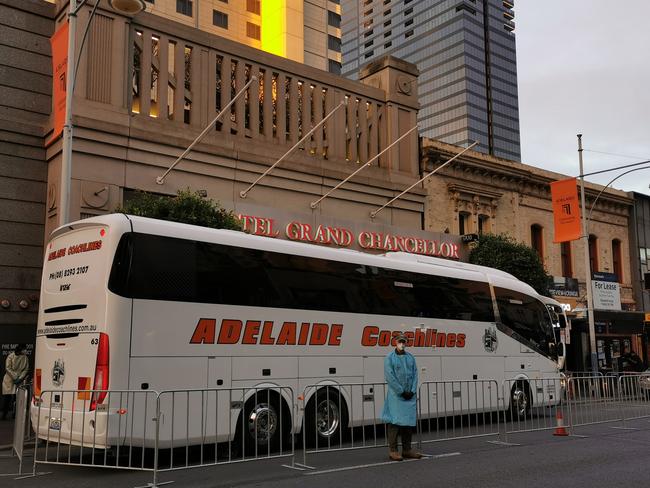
[578,134,599,373]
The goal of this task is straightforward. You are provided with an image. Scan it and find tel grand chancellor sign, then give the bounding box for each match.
[237,213,462,260]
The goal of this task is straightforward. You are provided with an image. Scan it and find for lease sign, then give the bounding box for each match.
[592,280,621,310]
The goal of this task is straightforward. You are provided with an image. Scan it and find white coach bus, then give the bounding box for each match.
[32,214,562,450]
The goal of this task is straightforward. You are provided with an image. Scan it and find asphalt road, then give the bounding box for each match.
[3,418,650,488]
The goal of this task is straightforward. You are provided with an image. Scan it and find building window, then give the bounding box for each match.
[384,41,392,48]
[246,22,261,40]
[176,0,192,17]
[328,35,341,52]
[328,59,341,74]
[531,224,543,260]
[404,18,413,27]
[458,212,471,235]
[404,7,413,15]
[589,235,599,273]
[478,215,489,234]
[561,242,572,278]
[328,11,341,29]
[612,239,622,281]
[364,40,373,48]
[404,29,413,38]
[246,0,260,15]
[213,10,228,29]
[364,50,374,59]
[456,4,476,14]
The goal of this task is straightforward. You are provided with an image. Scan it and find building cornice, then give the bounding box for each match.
[421,138,634,215]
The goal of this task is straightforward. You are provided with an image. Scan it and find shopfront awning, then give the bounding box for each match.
[572,310,646,335]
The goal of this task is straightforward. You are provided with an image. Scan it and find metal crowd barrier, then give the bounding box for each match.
[155,386,295,472]
[300,382,388,467]
[566,375,622,428]
[7,375,649,484]
[418,380,501,444]
[31,389,160,473]
[26,386,295,486]
[1,386,32,478]
[500,378,565,439]
[616,373,650,425]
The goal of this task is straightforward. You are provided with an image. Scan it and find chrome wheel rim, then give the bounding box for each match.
[247,403,277,442]
[316,399,340,438]
[512,386,528,417]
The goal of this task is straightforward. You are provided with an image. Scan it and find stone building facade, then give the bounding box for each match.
[422,138,634,306]
[0,0,55,364]
[2,1,470,348]
[421,138,646,370]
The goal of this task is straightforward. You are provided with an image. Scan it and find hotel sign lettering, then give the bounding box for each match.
[238,214,461,260]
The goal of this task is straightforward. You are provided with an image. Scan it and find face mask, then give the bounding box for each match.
[397,342,405,351]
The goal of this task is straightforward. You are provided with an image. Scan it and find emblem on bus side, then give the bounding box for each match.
[483,326,498,353]
[52,359,65,386]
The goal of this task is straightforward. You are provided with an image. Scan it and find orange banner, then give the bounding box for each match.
[49,22,69,143]
[551,177,581,243]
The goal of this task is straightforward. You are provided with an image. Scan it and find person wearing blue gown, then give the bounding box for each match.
[382,333,422,461]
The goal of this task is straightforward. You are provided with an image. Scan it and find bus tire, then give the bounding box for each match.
[510,380,531,420]
[304,387,348,448]
[237,390,291,456]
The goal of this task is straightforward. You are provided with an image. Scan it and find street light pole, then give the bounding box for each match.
[578,134,599,373]
[59,0,79,225]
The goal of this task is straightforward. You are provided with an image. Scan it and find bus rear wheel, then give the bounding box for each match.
[510,381,531,420]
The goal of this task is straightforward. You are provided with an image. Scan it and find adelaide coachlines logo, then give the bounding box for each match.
[188,318,467,349]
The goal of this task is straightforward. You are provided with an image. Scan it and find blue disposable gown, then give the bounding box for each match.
[381,350,418,426]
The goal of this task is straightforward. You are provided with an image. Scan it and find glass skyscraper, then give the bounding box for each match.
[342,0,521,161]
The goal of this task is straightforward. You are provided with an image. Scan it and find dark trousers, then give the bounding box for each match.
[1,394,14,419]
[387,423,413,452]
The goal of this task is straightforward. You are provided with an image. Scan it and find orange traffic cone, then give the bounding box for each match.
[553,408,569,436]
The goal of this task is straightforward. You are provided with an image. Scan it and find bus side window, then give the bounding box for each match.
[495,288,554,356]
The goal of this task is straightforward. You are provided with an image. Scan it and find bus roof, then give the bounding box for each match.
[55,214,540,298]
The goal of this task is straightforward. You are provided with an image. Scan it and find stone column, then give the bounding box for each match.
[358,56,419,176]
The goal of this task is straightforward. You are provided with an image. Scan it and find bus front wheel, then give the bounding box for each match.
[510,381,531,420]
[304,387,347,448]
[238,391,291,456]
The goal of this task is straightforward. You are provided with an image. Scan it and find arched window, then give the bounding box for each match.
[458,211,470,235]
[561,241,573,277]
[478,214,490,234]
[612,239,622,282]
[531,224,544,260]
[588,235,599,273]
